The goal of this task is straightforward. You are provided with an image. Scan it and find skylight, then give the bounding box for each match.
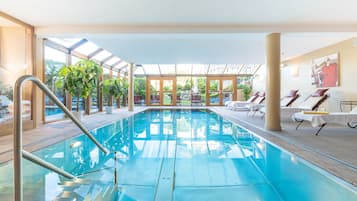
[48,38,83,48]
[73,41,100,56]
[92,50,111,61]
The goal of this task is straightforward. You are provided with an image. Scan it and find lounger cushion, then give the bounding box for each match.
[311,88,329,97]
[280,96,295,107]
[287,89,299,97]
[298,96,323,109]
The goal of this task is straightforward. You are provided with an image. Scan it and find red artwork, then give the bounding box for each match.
[311,53,339,87]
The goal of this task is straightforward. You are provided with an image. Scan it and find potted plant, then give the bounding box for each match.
[56,60,102,120]
[102,77,123,114]
[238,84,252,101]
[121,79,129,106]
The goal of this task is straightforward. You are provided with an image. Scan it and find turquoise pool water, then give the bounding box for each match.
[0,109,356,201]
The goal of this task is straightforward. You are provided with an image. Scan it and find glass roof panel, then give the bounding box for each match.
[114,62,128,70]
[207,64,226,74]
[48,38,83,48]
[73,41,100,56]
[159,64,175,75]
[176,64,192,75]
[143,64,160,75]
[92,50,111,61]
[105,57,120,66]
[192,64,208,75]
[224,64,241,74]
[239,64,261,74]
[134,66,145,75]
[105,57,121,66]
[44,46,66,63]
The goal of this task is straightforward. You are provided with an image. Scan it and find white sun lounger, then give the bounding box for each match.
[292,107,357,135]
[260,89,329,121]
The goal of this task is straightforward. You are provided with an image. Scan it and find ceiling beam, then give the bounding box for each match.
[100,55,115,65]
[111,60,122,68]
[69,39,88,51]
[222,64,228,74]
[44,39,69,54]
[252,64,262,76]
[206,64,211,75]
[88,48,103,58]
[36,25,357,36]
[0,11,34,30]
[237,64,245,75]
[119,64,128,70]
[158,64,162,76]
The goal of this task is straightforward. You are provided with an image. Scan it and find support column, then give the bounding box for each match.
[265,33,281,131]
[128,63,134,111]
[33,37,44,127]
[65,52,72,111]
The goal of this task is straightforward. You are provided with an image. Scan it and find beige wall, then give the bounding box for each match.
[254,38,357,112]
[0,26,30,85]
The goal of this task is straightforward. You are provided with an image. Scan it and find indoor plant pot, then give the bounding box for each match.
[102,77,123,114]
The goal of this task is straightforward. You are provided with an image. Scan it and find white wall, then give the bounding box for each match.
[254,38,357,112]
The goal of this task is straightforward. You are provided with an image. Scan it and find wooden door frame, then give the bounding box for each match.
[146,76,176,106]
[206,76,237,106]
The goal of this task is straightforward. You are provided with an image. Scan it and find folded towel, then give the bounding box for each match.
[303,111,329,115]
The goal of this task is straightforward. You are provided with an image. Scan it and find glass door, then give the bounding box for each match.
[222,79,234,105]
[147,77,176,106]
[148,79,160,105]
[162,79,174,105]
[206,77,236,106]
[207,79,220,105]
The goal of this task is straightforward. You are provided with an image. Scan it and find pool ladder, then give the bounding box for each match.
[13,75,109,201]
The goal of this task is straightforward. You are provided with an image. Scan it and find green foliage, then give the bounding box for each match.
[197,77,206,94]
[121,79,129,97]
[134,77,146,97]
[238,84,252,100]
[102,78,122,106]
[56,59,102,111]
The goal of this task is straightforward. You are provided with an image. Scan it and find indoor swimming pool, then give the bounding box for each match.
[0,109,356,201]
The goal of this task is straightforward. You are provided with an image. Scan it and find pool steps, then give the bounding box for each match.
[52,178,117,201]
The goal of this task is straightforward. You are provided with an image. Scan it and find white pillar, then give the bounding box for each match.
[265,33,281,131]
[128,63,134,111]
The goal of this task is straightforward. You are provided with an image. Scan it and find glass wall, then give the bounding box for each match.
[163,79,174,105]
[44,46,66,121]
[134,77,146,106]
[149,79,160,105]
[192,77,206,105]
[176,77,192,106]
[103,68,112,108]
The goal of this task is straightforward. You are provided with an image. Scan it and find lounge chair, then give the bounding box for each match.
[247,89,300,116]
[191,93,202,105]
[293,107,357,135]
[230,92,265,111]
[260,88,329,121]
[225,91,260,108]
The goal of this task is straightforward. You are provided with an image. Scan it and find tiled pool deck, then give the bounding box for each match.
[0,106,356,187]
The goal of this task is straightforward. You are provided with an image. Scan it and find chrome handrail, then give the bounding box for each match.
[13,75,109,201]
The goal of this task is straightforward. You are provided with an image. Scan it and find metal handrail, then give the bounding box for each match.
[13,75,109,201]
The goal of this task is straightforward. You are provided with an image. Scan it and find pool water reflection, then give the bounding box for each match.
[0,109,356,201]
